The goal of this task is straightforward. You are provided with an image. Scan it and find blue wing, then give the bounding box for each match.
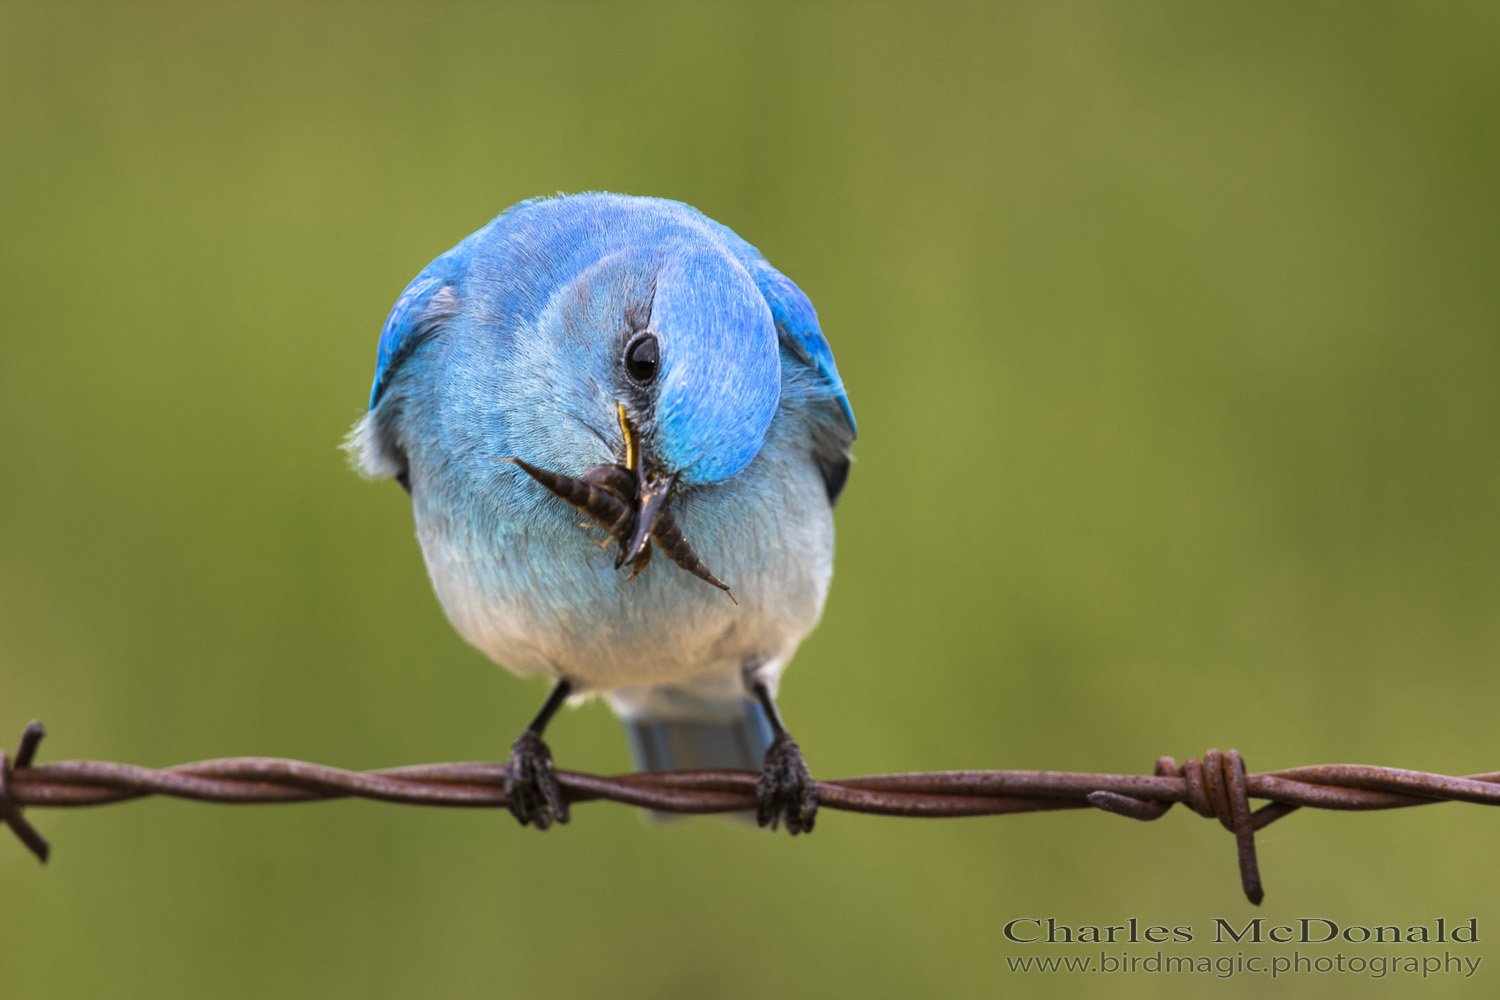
[367,236,478,409]
[745,259,856,504]
[750,260,857,439]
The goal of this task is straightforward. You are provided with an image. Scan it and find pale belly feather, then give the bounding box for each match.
[416,442,834,698]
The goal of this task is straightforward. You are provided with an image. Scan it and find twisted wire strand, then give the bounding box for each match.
[5,721,1497,904]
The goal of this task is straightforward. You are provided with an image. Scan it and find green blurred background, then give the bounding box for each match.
[3,2,1498,997]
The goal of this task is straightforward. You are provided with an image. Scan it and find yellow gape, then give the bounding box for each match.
[617,401,639,474]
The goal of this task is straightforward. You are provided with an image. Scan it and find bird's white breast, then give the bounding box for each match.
[414,429,835,699]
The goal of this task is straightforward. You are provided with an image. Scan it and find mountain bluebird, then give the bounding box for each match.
[349,193,855,834]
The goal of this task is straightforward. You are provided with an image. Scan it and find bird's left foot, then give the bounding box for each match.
[756,732,819,835]
[504,730,569,830]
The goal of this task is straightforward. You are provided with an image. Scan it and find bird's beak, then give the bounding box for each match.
[614,401,676,565]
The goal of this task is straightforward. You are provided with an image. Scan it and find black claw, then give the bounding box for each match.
[756,732,819,835]
[504,730,569,830]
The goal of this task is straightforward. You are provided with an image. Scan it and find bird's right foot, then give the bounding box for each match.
[504,730,569,830]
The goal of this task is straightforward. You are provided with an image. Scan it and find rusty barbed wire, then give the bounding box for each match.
[5,720,1499,905]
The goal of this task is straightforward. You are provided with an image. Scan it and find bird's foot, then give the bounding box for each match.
[756,732,818,835]
[504,730,569,830]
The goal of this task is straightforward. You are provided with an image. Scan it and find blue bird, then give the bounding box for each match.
[348,194,855,833]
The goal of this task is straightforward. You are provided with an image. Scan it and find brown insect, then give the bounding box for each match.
[504,457,736,603]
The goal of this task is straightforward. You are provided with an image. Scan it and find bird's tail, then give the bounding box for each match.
[622,694,773,773]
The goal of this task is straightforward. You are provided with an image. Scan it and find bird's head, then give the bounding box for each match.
[577,242,780,486]
[503,236,780,593]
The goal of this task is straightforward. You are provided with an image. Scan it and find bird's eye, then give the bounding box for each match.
[624,332,659,383]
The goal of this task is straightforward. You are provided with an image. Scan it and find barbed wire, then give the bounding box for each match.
[5,720,1498,904]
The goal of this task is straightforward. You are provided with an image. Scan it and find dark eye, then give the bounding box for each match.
[624,332,659,383]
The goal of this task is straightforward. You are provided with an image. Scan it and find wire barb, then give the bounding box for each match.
[1085,752,1265,903]
[1,721,51,863]
[6,721,1498,904]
